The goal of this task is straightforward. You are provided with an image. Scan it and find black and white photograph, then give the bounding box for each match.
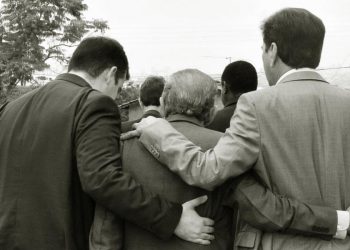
[0,0,350,249]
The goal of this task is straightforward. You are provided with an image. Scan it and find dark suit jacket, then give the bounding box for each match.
[121,109,162,132]
[0,73,181,250]
[206,100,237,132]
[122,114,233,250]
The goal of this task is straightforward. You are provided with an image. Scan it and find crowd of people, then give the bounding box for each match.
[0,7,350,250]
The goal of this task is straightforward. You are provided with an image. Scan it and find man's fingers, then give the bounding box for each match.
[194,239,211,245]
[185,195,208,208]
[124,117,161,141]
[120,130,140,141]
[176,196,215,245]
[200,233,215,240]
[203,218,215,226]
[133,116,159,130]
[131,121,141,130]
[203,226,214,233]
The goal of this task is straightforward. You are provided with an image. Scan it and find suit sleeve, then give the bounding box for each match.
[223,173,337,239]
[139,94,260,190]
[75,93,182,240]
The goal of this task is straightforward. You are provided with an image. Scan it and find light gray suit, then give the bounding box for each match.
[139,71,350,249]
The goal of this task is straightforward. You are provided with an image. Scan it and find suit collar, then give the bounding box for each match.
[224,99,238,108]
[142,110,162,118]
[278,70,328,85]
[166,114,203,127]
[55,73,92,88]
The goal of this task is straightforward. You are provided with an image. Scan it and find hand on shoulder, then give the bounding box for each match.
[120,116,160,141]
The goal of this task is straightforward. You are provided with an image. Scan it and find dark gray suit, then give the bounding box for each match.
[122,114,233,250]
[206,100,237,132]
[0,73,181,250]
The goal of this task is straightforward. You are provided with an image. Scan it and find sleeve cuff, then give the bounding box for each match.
[334,210,349,239]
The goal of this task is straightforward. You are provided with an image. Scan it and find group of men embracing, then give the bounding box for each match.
[1,7,349,250]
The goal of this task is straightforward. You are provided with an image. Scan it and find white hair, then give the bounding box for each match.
[162,69,216,124]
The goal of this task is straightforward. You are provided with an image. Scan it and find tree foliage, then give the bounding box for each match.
[115,81,140,106]
[115,82,140,122]
[0,0,108,90]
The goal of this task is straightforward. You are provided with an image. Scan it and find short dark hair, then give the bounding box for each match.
[222,61,257,94]
[140,76,165,106]
[261,8,325,69]
[68,36,129,80]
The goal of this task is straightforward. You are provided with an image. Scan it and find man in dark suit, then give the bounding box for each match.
[121,69,233,250]
[122,75,164,132]
[0,37,213,250]
[206,61,257,132]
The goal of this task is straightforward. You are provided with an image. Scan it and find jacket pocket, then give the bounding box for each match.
[235,231,257,249]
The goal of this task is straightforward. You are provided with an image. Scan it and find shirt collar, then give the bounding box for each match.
[166,114,203,127]
[142,109,162,118]
[224,97,239,108]
[276,68,316,85]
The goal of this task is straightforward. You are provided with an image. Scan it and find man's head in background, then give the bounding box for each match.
[162,69,216,125]
[261,8,325,86]
[139,76,165,114]
[68,36,130,99]
[221,60,258,106]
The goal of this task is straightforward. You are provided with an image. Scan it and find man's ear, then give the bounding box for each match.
[138,97,144,109]
[269,42,278,67]
[222,81,228,94]
[159,96,164,108]
[159,96,165,116]
[208,106,217,124]
[105,66,118,85]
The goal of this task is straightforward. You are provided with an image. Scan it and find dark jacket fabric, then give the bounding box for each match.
[121,109,162,132]
[0,73,181,250]
[206,101,237,132]
[122,114,233,250]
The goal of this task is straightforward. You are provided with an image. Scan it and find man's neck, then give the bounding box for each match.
[69,70,93,85]
[223,93,240,107]
[143,105,162,114]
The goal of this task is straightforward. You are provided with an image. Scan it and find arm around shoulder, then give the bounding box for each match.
[139,94,260,190]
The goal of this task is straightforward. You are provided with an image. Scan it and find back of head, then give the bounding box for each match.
[140,76,165,107]
[222,61,258,95]
[162,69,216,124]
[261,8,325,68]
[68,36,129,79]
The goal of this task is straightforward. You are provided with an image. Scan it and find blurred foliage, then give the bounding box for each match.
[0,80,141,123]
[0,0,108,91]
[116,81,140,122]
[115,81,140,105]
[0,85,40,105]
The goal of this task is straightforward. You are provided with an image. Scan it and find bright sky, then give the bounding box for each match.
[83,0,350,78]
